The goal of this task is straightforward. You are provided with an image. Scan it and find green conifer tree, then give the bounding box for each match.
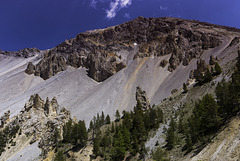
[214,62,222,75]
[115,110,120,122]
[105,115,111,124]
[113,130,126,160]
[183,83,188,93]
[101,111,105,126]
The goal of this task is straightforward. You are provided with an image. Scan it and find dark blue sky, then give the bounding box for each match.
[0,0,239,51]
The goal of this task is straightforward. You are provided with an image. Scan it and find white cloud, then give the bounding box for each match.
[90,0,132,19]
[106,0,132,19]
[124,12,130,19]
[91,0,97,8]
[160,5,168,11]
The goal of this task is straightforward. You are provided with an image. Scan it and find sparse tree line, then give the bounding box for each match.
[196,61,222,85]
[166,51,240,152]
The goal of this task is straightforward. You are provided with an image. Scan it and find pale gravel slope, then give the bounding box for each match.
[7,141,41,161]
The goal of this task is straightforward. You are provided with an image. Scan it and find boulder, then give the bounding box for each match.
[25,62,35,75]
[160,59,168,68]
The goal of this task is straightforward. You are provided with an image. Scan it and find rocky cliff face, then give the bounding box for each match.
[25,17,225,82]
[25,52,67,80]
[0,94,71,157]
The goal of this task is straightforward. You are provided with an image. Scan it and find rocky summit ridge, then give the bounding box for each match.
[24,16,236,82]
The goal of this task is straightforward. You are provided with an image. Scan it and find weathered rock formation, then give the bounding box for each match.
[25,52,67,80]
[25,62,36,75]
[136,86,151,110]
[25,17,224,82]
[160,59,168,68]
[1,94,71,157]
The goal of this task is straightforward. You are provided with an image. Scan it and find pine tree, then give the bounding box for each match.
[185,134,193,151]
[169,117,176,131]
[105,115,111,124]
[157,107,163,123]
[71,123,79,145]
[178,118,184,133]
[113,130,126,161]
[93,137,100,156]
[132,111,146,142]
[149,107,158,129]
[152,147,169,161]
[230,50,240,113]
[122,111,132,130]
[214,62,222,75]
[132,128,140,154]
[63,120,72,143]
[115,110,120,122]
[183,83,188,93]
[111,123,115,133]
[78,120,88,147]
[100,134,112,158]
[216,79,232,118]
[122,126,131,150]
[143,110,151,131]
[195,94,221,134]
[54,150,66,161]
[166,119,176,149]
[89,120,94,131]
[101,111,105,126]
[96,113,100,128]
[204,69,213,83]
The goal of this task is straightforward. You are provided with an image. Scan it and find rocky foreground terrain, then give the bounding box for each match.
[0,17,240,160]
[0,94,71,160]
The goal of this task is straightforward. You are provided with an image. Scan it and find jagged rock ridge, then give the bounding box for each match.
[0,48,40,58]
[25,17,225,81]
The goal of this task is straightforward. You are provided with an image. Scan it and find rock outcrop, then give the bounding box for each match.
[0,48,40,58]
[160,59,168,68]
[26,52,67,80]
[1,94,71,157]
[25,17,223,82]
[25,62,36,75]
[136,87,151,110]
